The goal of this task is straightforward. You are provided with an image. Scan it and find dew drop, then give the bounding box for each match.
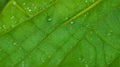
[13,1,16,5]
[2,25,6,29]
[23,2,26,6]
[70,21,74,24]
[90,31,93,34]
[11,16,14,19]
[107,30,113,36]
[48,55,51,58]
[27,7,32,12]
[65,17,68,20]
[19,47,22,50]
[11,24,15,28]
[13,42,17,46]
[78,57,82,61]
[85,64,89,67]
[41,58,45,63]
[92,0,95,2]
[0,49,2,52]
[40,8,42,10]
[22,61,25,67]
[0,27,2,30]
[85,0,88,3]
[47,18,52,22]
[81,58,86,62]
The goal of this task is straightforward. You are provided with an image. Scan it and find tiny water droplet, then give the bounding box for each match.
[27,7,32,12]
[90,31,93,34]
[70,21,74,24]
[48,55,51,58]
[41,59,45,63]
[2,25,6,29]
[11,24,15,28]
[85,0,88,3]
[65,17,68,20]
[81,58,86,62]
[0,49,2,51]
[92,0,95,2]
[79,57,82,61]
[85,64,89,67]
[107,30,113,36]
[23,2,26,5]
[13,1,16,5]
[40,8,42,10]
[19,47,22,50]
[22,61,25,67]
[47,18,52,22]
[11,16,14,19]
[13,42,17,46]
[0,27,2,29]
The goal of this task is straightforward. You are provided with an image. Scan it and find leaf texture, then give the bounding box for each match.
[0,0,120,67]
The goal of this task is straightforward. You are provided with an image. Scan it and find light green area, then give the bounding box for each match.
[0,0,120,67]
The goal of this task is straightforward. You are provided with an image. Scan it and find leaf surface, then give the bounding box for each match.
[0,0,120,67]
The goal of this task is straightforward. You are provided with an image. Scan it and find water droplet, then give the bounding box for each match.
[92,0,95,2]
[19,47,22,50]
[11,24,15,28]
[107,30,113,36]
[23,3,26,5]
[85,0,88,3]
[70,21,74,24]
[40,8,42,10]
[85,64,89,67]
[0,27,2,29]
[13,1,16,5]
[65,17,68,20]
[27,7,32,12]
[81,58,86,62]
[2,25,6,29]
[22,61,25,67]
[48,55,51,58]
[90,31,93,34]
[79,57,82,61]
[41,58,45,63]
[13,42,17,46]
[0,49,2,51]
[11,16,14,19]
[47,18,52,22]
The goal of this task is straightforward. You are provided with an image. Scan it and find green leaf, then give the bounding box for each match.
[0,0,9,12]
[0,0,120,67]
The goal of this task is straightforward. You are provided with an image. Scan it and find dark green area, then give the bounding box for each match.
[0,0,9,12]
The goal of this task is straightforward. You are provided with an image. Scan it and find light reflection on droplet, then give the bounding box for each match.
[47,18,52,22]
[70,21,74,24]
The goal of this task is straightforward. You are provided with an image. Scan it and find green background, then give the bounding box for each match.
[0,0,120,67]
